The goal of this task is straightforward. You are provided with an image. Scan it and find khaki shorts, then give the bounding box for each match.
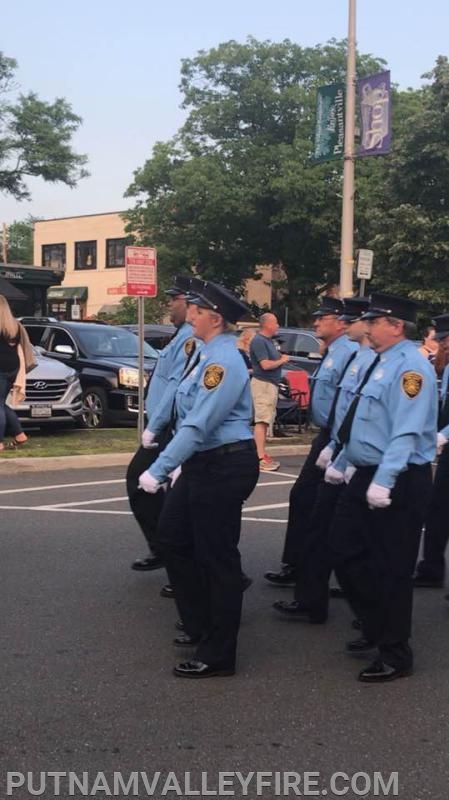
[251,378,279,425]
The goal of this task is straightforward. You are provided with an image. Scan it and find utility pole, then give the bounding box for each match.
[339,0,357,297]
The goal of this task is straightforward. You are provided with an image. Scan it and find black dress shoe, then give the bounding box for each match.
[413,575,444,588]
[131,556,164,571]
[173,660,235,679]
[346,637,376,654]
[358,660,413,683]
[160,584,174,598]
[173,632,201,647]
[272,599,327,624]
[329,587,346,599]
[264,565,297,587]
[175,620,184,631]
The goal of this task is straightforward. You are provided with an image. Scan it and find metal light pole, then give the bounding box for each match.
[339,0,357,297]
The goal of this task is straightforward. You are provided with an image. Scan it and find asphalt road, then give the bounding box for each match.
[1,455,449,799]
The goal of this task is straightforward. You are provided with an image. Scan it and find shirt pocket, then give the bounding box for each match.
[357,381,383,421]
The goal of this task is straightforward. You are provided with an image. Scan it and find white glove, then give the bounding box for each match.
[168,465,182,486]
[315,445,334,470]
[324,464,344,485]
[437,432,448,455]
[344,465,357,484]
[366,482,391,510]
[138,470,162,494]
[141,429,156,448]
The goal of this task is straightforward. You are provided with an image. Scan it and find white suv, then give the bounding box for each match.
[7,347,83,425]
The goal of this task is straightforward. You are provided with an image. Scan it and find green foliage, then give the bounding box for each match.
[0,216,37,263]
[125,37,449,319]
[364,56,449,312]
[0,51,88,200]
[125,38,385,319]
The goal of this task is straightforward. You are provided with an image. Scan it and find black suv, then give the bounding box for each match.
[276,327,322,375]
[22,319,158,428]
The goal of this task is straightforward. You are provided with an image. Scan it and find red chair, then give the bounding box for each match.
[284,370,310,431]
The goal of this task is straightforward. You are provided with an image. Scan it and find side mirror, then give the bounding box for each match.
[54,344,75,357]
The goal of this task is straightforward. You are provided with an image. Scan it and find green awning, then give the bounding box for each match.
[47,286,88,301]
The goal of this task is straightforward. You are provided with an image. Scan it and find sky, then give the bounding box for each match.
[2,0,449,226]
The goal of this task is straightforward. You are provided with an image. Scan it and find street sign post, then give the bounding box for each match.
[356,249,374,296]
[125,246,157,297]
[125,246,158,438]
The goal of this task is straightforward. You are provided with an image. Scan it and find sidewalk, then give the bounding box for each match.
[0,440,311,475]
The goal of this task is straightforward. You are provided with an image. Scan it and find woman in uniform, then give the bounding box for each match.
[138,282,259,678]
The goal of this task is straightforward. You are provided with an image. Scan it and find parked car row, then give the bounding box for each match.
[11,319,320,430]
[17,319,158,428]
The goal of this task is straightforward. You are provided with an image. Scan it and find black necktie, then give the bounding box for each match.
[438,376,449,429]
[326,351,357,431]
[336,354,381,445]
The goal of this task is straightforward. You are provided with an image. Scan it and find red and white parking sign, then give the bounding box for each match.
[125,246,157,297]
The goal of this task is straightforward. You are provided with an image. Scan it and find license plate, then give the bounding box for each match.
[31,405,52,418]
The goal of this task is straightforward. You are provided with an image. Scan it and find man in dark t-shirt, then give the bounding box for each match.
[250,313,289,471]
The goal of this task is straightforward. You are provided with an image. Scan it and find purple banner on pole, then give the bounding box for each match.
[357,71,391,156]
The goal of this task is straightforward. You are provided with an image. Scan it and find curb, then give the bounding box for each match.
[0,443,311,475]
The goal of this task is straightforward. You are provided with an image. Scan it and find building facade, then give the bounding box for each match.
[34,212,273,320]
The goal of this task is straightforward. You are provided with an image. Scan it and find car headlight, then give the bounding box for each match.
[66,372,78,384]
[118,367,140,388]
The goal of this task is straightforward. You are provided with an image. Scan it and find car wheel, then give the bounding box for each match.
[80,386,110,429]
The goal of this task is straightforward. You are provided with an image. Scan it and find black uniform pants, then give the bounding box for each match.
[415,442,449,582]
[293,480,343,618]
[154,443,259,669]
[126,444,167,555]
[281,428,330,567]
[328,463,433,669]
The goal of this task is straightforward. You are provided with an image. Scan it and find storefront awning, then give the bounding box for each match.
[0,276,28,301]
[47,286,88,301]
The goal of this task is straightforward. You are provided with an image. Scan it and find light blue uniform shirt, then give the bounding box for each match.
[328,345,377,449]
[146,322,200,432]
[149,332,254,483]
[334,339,438,488]
[439,364,449,439]
[309,334,359,429]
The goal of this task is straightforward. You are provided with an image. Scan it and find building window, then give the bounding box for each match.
[75,241,97,270]
[42,243,66,270]
[106,237,130,268]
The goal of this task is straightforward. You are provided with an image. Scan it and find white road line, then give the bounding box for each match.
[0,505,131,515]
[38,508,132,515]
[264,471,297,479]
[37,496,128,509]
[242,517,287,523]
[254,480,293,487]
[0,479,123,495]
[243,502,289,512]
[0,474,293,496]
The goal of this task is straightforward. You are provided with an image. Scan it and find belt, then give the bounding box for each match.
[202,440,256,458]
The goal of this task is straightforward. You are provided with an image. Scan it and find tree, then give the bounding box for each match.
[125,38,386,320]
[0,216,37,263]
[364,57,449,311]
[0,52,88,200]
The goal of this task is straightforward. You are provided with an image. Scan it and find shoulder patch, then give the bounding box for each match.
[401,371,423,398]
[184,338,195,356]
[202,364,225,390]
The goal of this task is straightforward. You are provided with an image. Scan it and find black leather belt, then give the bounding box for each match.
[203,440,256,457]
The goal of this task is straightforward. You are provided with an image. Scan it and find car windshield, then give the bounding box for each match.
[76,327,158,359]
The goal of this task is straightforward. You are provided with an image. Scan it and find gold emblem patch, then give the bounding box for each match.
[184,338,195,356]
[202,364,225,390]
[401,371,423,398]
